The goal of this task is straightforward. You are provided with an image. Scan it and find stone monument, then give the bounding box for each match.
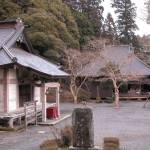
[69,107,99,150]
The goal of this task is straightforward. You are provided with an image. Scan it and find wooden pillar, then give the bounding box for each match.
[3,69,8,113]
[41,84,47,122]
[96,85,99,99]
[139,80,142,94]
[56,86,60,117]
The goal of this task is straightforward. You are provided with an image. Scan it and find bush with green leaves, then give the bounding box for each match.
[119,82,128,93]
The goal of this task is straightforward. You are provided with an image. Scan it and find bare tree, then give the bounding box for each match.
[64,43,136,107]
[100,53,134,108]
[101,62,124,108]
[64,48,97,103]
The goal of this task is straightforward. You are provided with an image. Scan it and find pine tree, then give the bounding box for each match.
[103,13,117,43]
[0,1,21,20]
[63,0,104,36]
[62,0,79,10]
[16,0,32,12]
[85,0,104,36]
[112,0,138,45]
[145,0,150,24]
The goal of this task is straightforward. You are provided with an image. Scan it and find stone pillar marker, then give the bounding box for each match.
[69,108,99,150]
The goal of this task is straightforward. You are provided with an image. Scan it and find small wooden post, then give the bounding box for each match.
[24,104,27,129]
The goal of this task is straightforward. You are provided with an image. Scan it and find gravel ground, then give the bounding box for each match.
[1,101,150,150]
[93,102,150,150]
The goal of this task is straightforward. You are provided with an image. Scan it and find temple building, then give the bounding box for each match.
[0,19,68,129]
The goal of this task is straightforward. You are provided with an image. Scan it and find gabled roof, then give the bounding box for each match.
[0,19,68,77]
[80,45,150,77]
[0,28,15,48]
[4,48,68,76]
[0,19,23,49]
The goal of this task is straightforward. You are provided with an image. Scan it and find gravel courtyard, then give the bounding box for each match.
[1,101,150,150]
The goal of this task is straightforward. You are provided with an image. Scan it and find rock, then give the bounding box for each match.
[69,108,99,150]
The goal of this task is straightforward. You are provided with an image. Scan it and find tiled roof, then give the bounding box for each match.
[0,28,15,48]
[12,48,68,76]
[0,20,68,77]
[80,45,150,77]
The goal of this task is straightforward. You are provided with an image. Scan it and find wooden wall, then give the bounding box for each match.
[8,69,19,112]
[34,86,41,104]
[0,68,44,113]
[0,69,4,112]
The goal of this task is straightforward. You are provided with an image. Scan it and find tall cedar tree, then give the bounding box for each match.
[145,0,150,24]
[112,0,138,45]
[63,0,104,36]
[103,13,117,43]
[16,0,33,12]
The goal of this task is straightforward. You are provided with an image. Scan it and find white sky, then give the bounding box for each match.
[102,0,150,36]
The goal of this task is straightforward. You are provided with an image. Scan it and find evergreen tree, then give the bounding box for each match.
[0,0,21,20]
[64,0,104,36]
[16,0,33,12]
[112,0,138,45]
[145,0,150,24]
[72,11,96,45]
[103,13,117,43]
[85,0,104,36]
[0,0,80,62]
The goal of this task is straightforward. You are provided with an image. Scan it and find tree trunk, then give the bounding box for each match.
[73,95,78,104]
[114,89,119,108]
[70,85,78,104]
[72,92,78,104]
[112,79,120,108]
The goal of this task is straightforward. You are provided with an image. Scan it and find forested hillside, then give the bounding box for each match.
[0,0,140,63]
[0,0,80,62]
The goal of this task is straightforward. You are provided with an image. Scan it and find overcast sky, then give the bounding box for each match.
[102,0,150,36]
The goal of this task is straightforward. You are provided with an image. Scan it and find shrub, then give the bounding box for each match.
[40,139,58,150]
[50,125,73,148]
[103,137,120,150]
[40,125,72,150]
[78,89,91,102]
[105,97,114,103]
[119,82,128,93]
[60,126,72,147]
[96,96,102,103]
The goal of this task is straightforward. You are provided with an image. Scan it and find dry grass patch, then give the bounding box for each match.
[40,126,72,150]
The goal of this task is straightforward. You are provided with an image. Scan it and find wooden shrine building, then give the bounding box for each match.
[0,19,68,129]
[80,45,150,100]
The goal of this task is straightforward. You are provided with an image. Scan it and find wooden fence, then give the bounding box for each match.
[24,101,37,129]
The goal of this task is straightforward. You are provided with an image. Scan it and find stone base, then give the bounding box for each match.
[69,146,99,150]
